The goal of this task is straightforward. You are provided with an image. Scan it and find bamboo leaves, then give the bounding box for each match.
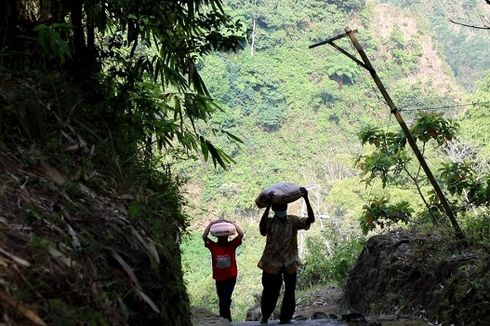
[17,0,245,169]
[199,136,236,168]
[33,23,72,63]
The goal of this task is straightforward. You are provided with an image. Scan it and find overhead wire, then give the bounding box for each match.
[398,101,490,113]
[328,35,490,134]
[331,30,490,116]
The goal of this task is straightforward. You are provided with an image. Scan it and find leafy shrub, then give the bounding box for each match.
[34,23,72,64]
[256,104,285,131]
[299,224,365,288]
[332,0,365,13]
[360,196,413,234]
[326,54,360,87]
[387,26,422,74]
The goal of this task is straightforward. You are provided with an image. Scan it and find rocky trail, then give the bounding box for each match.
[192,307,429,326]
[233,320,342,325]
[191,284,430,326]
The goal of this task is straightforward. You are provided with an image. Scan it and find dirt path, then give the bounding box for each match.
[191,307,232,326]
[191,286,356,326]
[191,307,343,326]
[233,320,343,325]
[191,285,430,326]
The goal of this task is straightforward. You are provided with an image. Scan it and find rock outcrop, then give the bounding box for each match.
[345,230,490,325]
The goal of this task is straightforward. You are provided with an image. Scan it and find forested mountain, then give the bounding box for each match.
[177,0,490,226]
[1,0,489,324]
[180,0,490,320]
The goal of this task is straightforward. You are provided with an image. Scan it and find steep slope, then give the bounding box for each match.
[345,230,490,324]
[0,71,191,325]
[179,0,465,226]
[370,3,462,96]
[378,0,490,90]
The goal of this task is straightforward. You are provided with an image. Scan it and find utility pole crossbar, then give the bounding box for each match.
[308,30,353,49]
[309,27,465,240]
[309,30,367,69]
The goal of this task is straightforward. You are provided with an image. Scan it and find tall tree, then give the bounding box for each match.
[0,0,245,168]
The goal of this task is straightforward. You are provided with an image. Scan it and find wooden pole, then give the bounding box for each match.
[309,28,465,240]
[342,27,464,240]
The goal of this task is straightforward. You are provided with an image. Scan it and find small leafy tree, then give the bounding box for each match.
[255,87,286,131]
[355,112,459,232]
[360,196,413,235]
[387,26,422,74]
[256,103,285,131]
[437,162,490,212]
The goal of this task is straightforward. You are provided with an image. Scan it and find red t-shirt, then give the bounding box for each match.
[205,237,242,281]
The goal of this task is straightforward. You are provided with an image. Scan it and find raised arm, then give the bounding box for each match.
[301,187,315,225]
[203,219,220,244]
[259,192,274,236]
[259,206,270,236]
[231,221,244,240]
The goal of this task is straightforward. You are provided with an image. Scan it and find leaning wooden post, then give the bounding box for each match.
[310,27,465,240]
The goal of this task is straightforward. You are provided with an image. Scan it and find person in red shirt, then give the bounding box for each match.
[203,219,244,321]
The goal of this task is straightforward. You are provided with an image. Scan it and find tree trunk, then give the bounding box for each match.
[0,0,18,47]
[86,14,95,54]
[71,0,85,60]
[250,18,256,56]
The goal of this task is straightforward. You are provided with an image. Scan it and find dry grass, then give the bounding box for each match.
[0,68,191,325]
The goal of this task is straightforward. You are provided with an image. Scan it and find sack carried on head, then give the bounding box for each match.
[255,182,303,208]
[210,221,236,237]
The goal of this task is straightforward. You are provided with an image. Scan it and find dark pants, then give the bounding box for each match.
[261,268,297,322]
[216,277,236,321]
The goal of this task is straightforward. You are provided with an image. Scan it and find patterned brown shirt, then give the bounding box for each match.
[258,214,311,274]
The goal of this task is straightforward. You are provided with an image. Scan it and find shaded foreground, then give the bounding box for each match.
[0,145,190,325]
[345,230,490,325]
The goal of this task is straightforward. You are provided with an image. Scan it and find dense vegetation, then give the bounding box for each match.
[0,0,245,324]
[180,0,490,320]
[381,0,490,90]
[0,0,488,324]
[178,0,490,220]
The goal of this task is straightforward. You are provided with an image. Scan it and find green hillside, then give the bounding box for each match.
[2,0,488,324]
[176,0,489,225]
[179,0,490,320]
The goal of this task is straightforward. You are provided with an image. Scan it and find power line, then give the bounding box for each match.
[398,101,490,113]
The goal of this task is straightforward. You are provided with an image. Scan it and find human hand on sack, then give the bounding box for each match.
[300,187,308,198]
[267,191,275,205]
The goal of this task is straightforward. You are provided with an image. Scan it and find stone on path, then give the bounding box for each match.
[233,319,344,326]
[191,307,346,326]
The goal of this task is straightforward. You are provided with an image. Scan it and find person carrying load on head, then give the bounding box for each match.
[256,185,314,324]
[203,219,244,322]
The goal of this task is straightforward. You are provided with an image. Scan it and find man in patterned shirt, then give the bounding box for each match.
[257,187,314,324]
